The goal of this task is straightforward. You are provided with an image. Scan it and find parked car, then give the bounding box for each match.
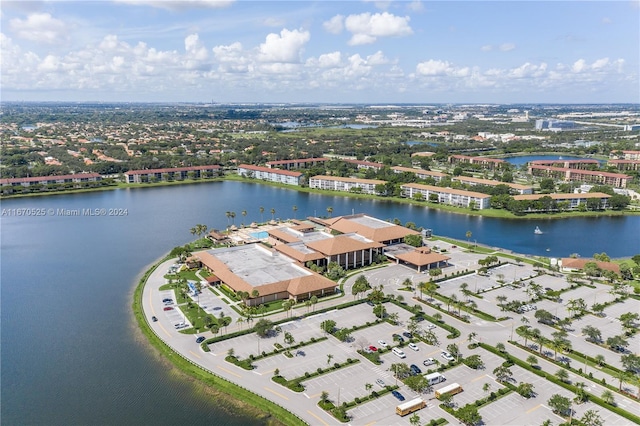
[366,301,375,306]
[425,324,436,330]
[162,298,172,303]
[402,331,413,339]
[441,351,455,362]
[195,336,205,344]
[391,390,405,401]
[151,316,158,322]
[368,345,378,352]
[163,306,173,311]
[423,358,437,367]
[213,307,222,311]
[376,379,385,387]
[408,342,419,351]
[410,364,422,375]
[377,340,389,348]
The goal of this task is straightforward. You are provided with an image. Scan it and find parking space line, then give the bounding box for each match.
[189,350,201,359]
[264,387,289,401]
[472,374,487,382]
[307,410,330,426]
[217,365,242,378]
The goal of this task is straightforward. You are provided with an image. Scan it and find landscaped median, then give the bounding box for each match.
[133,256,307,426]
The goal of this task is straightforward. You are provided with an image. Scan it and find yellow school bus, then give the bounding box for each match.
[396,398,426,416]
[435,383,463,399]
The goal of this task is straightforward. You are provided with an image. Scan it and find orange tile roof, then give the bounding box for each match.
[560,258,620,274]
[327,215,420,242]
[306,234,384,256]
[395,250,450,267]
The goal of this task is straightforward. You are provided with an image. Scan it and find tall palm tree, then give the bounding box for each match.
[270,208,276,221]
[225,211,231,226]
[241,210,247,224]
[230,211,236,226]
[292,205,298,219]
[259,206,265,223]
[326,206,333,217]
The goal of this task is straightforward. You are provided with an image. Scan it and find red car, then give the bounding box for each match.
[368,345,378,352]
[163,306,173,311]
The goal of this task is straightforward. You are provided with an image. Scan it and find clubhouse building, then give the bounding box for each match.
[193,214,436,305]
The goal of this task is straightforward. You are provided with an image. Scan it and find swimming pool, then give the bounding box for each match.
[250,231,269,239]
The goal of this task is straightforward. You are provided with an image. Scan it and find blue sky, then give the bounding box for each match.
[1,0,638,103]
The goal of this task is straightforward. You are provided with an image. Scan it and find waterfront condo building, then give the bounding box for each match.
[400,183,491,209]
[124,165,221,183]
[309,175,385,194]
[237,164,303,186]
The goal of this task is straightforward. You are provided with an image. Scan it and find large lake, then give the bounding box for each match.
[1,181,638,425]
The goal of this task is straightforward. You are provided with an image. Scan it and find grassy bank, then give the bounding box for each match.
[132,255,306,426]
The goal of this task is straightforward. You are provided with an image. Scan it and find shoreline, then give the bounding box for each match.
[3,175,638,220]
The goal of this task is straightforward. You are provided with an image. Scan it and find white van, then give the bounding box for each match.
[425,372,446,385]
[392,347,406,358]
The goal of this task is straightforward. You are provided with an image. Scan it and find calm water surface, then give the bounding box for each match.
[1,181,638,425]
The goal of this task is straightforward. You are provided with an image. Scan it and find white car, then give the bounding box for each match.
[426,324,436,330]
[378,340,389,348]
[441,351,455,362]
[408,343,419,351]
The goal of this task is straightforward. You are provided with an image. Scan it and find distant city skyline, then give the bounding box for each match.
[1,0,639,104]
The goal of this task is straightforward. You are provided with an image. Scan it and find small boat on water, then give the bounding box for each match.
[534,226,543,235]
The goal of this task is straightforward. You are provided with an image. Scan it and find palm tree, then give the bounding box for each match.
[259,206,265,223]
[466,230,472,244]
[230,211,236,226]
[292,205,298,219]
[614,370,629,392]
[320,391,329,404]
[270,208,276,221]
[327,353,334,365]
[310,295,318,312]
[555,368,569,383]
[225,211,231,226]
[241,210,247,224]
[526,355,538,367]
[601,389,614,405]
[326,206,333,217]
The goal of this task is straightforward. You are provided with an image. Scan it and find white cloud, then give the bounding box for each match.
[481,45,493,52]
[344,12,413,45]
[185,34,208,60]
[416,59,453,76]
[258,28,310,63]
[366,50,389,66]
[9,12,69,45]
[323,15,344,35]
[499,43,515,52]
[572,59,587,73]
[591,57,609,70]
[113,0,234,11]
[306,51,343,68]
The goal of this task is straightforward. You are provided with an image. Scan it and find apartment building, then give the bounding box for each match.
[452,176,533,194]
[528,164,632,188]
[237,164,303,186]
[266,157,328,170]
[400,183,491,209]
[448,155,506,170]
[124,165,221,183]
[391,166,447,182]
[0,172,102,187]
[512,192,611,210]
[309,175,385,194]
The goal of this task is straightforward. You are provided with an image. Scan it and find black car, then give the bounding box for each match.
[366,300,374,306]
[195,336,205,344]
[392,333,405,343]
[410,364,422,375]
[391,390,405,401]
[162,298,172,303]
[402,331,413,339]
[151,316,158,322]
